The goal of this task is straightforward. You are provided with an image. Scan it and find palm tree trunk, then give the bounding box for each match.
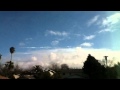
[11,54,12,61]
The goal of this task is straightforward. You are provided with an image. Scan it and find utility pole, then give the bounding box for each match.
[104,56,108,67]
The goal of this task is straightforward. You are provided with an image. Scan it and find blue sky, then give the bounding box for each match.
[0,11,120,68]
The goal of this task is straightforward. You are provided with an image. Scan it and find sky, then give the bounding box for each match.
[0,11,120,69]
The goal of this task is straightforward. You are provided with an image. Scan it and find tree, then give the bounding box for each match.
[82,54,106,79]
[2,61,14,77]
[32,65,43,74]
[61,64,69,70]
[49,63,60,71]
[31,65,43,79]
[13,64,23,74]
[5,61,14,70]
[10,47,15,61]
[105,66,117,79]
[43,71,51,79]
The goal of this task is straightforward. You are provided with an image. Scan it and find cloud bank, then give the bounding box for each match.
[6,47,120,69]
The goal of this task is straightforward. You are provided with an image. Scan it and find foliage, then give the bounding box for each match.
[61,64,69,70]
[10,47,15,61]
[5,61,14,70]
[10,47,15,54]
[105,66,117,79]
[49,63,60,71]
[82,54,106,79]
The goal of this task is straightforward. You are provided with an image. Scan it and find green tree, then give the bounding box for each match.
[10,47,15,61]
[43,71,51,79]
[49,63,60,71]
[1,61,14,78]
[13,64,23,74]
[5,61,14,70]
[82,54,106,79]
[31,65,43,79]
[105,66,117,79]
[61,64,69,70]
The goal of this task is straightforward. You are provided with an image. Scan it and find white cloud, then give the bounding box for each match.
[31,56,37,61]
[84,35,95,40]
[80,42,93,47]
[87,15,100,26]
[39,46,51,49]
[51,40,59,46]
[25,47,37,49]
[46,30,68,36]
[102,13,120,27]
[21,46,51,49]
[49,52,57,61]
[19,42,25,46]
[11,47,120,69]
[98,28,112,33]
[98,12,120,33]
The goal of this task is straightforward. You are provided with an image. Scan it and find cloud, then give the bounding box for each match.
[87,15,100,26]
[84,35,95,40]
[98,12,120,33]
[11,47,120,69]
[51,40,59,46]
[80,42,94,47]
[31,56,37,61]
[102,13,120,27]
[22,47,36,49]
[45,30,68,36]
[21,46,51,49]
[19,42,25,46]
[49,52,57,61]
[98,28,112,33]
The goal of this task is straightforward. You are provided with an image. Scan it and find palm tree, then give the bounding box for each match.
[10,47,15,61]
